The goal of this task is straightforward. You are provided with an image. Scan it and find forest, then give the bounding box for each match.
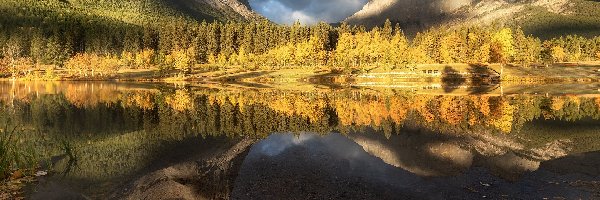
[2,1,600,78]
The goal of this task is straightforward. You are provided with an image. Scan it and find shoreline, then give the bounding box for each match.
[1,62,599,84]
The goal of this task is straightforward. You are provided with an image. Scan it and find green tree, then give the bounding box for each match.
[512,28,542,66]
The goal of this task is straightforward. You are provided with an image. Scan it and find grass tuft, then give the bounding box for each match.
[0,124,38,180]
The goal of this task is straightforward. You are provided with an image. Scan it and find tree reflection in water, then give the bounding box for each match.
[0,81,599,199]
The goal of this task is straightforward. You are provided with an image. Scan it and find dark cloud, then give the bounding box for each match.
[249,0,368,25]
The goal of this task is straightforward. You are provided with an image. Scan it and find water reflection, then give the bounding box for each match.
[0,81,598,199]
[235,133,599,199]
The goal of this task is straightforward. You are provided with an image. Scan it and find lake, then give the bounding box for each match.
[1,81,599,199]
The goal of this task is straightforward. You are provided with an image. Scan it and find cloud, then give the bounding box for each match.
[249,0,368,25]
[255,133,316,156]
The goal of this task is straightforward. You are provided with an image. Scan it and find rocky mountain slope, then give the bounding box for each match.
[0,0,262,27]
[344,0,600,38]
[169,0,262,22]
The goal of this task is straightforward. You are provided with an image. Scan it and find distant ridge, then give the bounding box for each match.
[0,0,263,27]
[344,0,600,38]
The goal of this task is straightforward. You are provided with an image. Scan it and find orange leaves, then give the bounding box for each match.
[413,95,435,123]
[134,49,155,69]
[439,96,468,125]
[388,97,409,125]
[333,95,411,127]
[65,53,100,76]
[472,96,491,117]
[0,57,9,74]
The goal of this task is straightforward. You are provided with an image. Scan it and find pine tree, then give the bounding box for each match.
[439,31,461,64]
[30,31,46,64]
[389,25,409,67]
[45,35,68,66]
[513,28,541,67]
[382,19,393,41]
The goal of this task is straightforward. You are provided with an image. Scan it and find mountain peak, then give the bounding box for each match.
[343,0,597,38]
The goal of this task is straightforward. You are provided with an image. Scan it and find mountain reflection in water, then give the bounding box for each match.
[235,133,600,199]
[0,81,598,199]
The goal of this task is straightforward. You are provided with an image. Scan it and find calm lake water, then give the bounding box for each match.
[1,81,600,199]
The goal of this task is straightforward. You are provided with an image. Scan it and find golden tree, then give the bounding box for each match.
[551,46,566,62]
[166,47,196,75]
[439,32,461,64]
[489,98,514,133]
[121,51,135,68]
[135,49,155,69]
[387,29,409,68]
[490,28,515,64]
[333,33,356,69]
[97,56,121,76]
[165,89,195,112]
[65,53,96,76]
[237,47,248,65]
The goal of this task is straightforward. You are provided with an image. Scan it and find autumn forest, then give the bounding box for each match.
[3,9,600,79]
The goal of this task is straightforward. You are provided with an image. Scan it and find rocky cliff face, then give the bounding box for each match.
[201,0,262,20]
[344,0,592,36]
[345,0,473,28]
[172,0,263,22]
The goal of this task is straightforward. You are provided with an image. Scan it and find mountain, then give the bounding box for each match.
[167,0,262,22]
[0,0,262,27]
[344,0,600,38]
[0,0,265,66]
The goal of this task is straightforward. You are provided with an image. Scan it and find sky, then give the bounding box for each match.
[249,0,368,25]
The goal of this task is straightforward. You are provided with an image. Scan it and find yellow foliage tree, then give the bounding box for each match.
[551,97,565,111]
[333,33,356,68]
[388,30,409,68]
[66,53,95,76]
[439,32,461,64]
[490,98,514,133]
[237,47,248,65]
[135,49,155,69]
[551,46,566,62]
[439,97,467,125]
[121,52,135,68]
[217,52,227,66]
[490,28,515,64]
[97,56,121,76]
[474,42,491,64]
[207,53,217,65]
[166,47,196,75]
[165,89,194,112]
